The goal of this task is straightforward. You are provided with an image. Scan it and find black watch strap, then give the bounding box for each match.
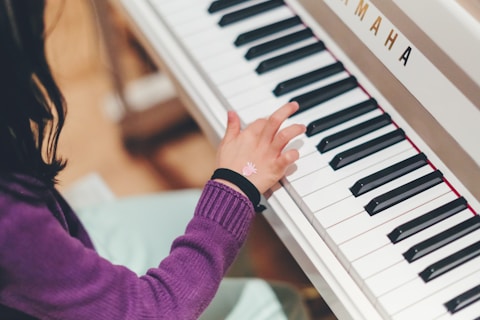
[211,168,266,212]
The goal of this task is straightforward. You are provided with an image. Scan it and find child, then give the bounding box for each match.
[0,0,308,319]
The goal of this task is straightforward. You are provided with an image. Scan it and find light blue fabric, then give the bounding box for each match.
[76,190,200,275]
[75,190,310,320]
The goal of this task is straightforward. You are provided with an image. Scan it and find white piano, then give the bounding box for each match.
[112,0,480,318]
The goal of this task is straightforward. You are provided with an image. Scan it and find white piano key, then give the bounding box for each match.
[187,23,308,62]
[238,83,369,125]
[349,208,472,284]
[346,184,451,274]
[211,62,256,88]
[237,97,285,123]
[227,75,296,111]
[187,39,238,62]
[391,273,480,320]
[289,125,405,197]
[287,91,373,128]
[283,87,370,131]
[229,69,348,111]
[290,101,390,151]
[164,6,210,26]
[218,72,265,99]
[325,165,442,242]
[394,209,474,255]
[285,152,328,182]
[162,0,265,22]
[377,254,480,317]
[187,39,281,70]
[215,5,296,38]
[165,0,268,37]
[313,181,451,239]
[207,0,281,18]
[338,192,459,263]
[218,50,335,98]
[287,91,373,154]
[365,229,480,302]
[183,4,295,47]
[195,20,313,74]
[300,149,416,213]
[434,296,480,320]
[296,147,417,209]
[325,166,436,224]
[208,37,319,84]
[304,153,431,225]
[171,18,216,38]
[150,0,211,16]
[258,51,338,94]
[277,70,351,104]
[209,0,269,15]
[293,108,385,158]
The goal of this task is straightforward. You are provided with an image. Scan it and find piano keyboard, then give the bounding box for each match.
[118,0,480,318]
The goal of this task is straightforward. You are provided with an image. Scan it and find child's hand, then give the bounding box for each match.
[215,102,306,194]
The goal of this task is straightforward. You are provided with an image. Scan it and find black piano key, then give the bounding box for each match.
[404,215,480,262]
[219,0,284,26]
[208,0,251,13]
[245,28,314,60]
[289,76,358,117]
[365,170,444,216]
[306,98,378,137]
[235,16,302,46]
[317,113,392,153]
[445,283,480,313]
[388,197,468,244]
[273,61,345,96]
[350,153,428,197]
[329,129,405,170]
[419,240,480,282]
[256,41,325,74]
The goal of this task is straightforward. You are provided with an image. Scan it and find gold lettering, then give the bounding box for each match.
[384,29,398,50]
[370,16,382,35]
[354,0,369,21]
[341,0,349,4]
[399,46,412,66]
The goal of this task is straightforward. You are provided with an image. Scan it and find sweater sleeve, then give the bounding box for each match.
[0,180,255,320]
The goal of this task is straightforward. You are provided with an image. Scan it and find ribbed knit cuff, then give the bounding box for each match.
[194,180,255,242]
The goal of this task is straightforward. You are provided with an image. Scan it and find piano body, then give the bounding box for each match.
[112,0,480,318]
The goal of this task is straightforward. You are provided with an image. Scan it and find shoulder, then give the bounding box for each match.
[0,172,55,231]
[0,173,59,248]
[0,172,50,205]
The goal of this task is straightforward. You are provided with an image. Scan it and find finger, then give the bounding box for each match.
[270,123,306,152]
[260,101,299,142]
[222,111,241,143]
[247,118,268,136]
[276,149,300,169]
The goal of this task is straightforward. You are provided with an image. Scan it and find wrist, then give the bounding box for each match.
[211,168,266,212]
[213,179,246,197]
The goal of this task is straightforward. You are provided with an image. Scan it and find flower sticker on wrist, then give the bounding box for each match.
[242,162,257,177]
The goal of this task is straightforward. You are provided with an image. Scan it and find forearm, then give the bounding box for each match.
[0,180,255,320]
[142,180,255,318]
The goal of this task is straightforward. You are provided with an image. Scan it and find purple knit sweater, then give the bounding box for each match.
[0,173,255,319]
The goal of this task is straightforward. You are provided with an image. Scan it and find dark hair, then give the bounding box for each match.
[0,0,66,186]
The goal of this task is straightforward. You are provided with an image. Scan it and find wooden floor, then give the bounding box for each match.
[48,2,336,319]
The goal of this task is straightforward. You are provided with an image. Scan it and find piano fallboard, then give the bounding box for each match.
[113,0,480,318]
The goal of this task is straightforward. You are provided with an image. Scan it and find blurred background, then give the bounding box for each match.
[46,1,335,319]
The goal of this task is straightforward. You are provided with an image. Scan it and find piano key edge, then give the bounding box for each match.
[264,184,384,320]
